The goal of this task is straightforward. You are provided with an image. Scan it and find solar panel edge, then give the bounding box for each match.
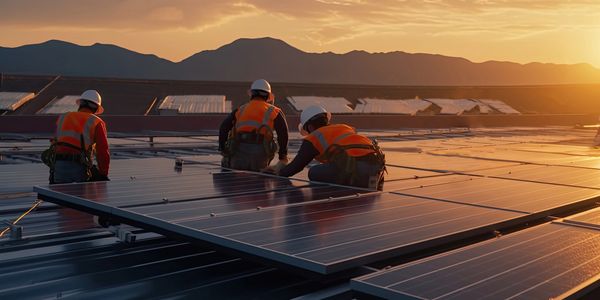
[106,206,330,274]
[34,185,113,215]
[350,279,426,300]
[319,209,530,273]
[556,272,600,300]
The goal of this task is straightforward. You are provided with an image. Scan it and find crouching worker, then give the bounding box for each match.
[275,105,386,190]
[42,90,110,184]
[219,79,289,171]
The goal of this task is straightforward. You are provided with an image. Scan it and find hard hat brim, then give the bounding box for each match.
[77,99,104,115]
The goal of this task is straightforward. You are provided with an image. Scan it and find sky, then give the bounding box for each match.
[1,0,600,67]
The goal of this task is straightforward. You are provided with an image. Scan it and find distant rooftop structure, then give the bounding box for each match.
[425,98,494,115]
[355,98,433,115]
[158,95,231,115]
[37,95,79,114]
[478,99,521,114]
[287,96,353,114]
[0,92,35,112]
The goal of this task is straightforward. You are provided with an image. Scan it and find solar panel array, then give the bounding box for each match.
[352,222,600,299]
[21,126,600,297]
[35,180,528,274]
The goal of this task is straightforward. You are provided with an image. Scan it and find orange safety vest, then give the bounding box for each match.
[305,124,375,163]
[234,100,281,138]
[55,112,103,151]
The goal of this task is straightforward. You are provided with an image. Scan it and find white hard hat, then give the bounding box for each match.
[77,90,103,114]
[298,105,331,136]
[250,79,271,93]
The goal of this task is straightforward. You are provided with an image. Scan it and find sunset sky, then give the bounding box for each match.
[1,0,599,67]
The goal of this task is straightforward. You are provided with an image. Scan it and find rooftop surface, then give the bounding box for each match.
[2,126,600,299]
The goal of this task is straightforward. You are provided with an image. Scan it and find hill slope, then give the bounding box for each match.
[2,37,599,85]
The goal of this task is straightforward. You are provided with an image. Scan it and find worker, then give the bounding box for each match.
[45,90,110,184]
[275,105,386,190]
[219,79,289,171]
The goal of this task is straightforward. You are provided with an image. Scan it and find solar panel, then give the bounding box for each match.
[0,163,49,195]
[565,157,600,169]
[40,171,307,209]
[471,164,600,190]
[397,177,600,214]
[35,183,528,274]
[382,175,474,192]
[287,96,353,114]
[355,98,432,115]
[0,157,217,195]
[352,223,600,299]
[478,99,521,114]
[382,152,519,173]
[443,150,589,166]
[38,95,79,114]
[562,207,600,231]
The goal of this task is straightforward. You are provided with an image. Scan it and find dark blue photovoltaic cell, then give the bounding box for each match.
[352,223,600,300]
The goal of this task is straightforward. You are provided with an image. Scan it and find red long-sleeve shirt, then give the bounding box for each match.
[55,117,110,176]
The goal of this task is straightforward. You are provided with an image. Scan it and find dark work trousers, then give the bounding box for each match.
[308,160,385,190]
[229,143,272,172]
[53,160,87,184]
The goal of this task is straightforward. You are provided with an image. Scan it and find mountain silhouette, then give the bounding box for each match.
[1,37,599,85]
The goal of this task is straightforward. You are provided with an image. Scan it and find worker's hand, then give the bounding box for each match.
[221,157,230,168]
[273,159,289,173]
[260,166,277,174]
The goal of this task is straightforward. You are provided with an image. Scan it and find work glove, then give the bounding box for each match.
[221,156,230,168]
[260,166,277,175]
[273,158,289,173]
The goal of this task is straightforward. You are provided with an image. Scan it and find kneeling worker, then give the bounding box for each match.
[276,105,386,190]
[219,79,289,171]
[48,90,110,183]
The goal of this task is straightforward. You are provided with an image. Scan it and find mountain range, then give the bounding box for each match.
[1,37,599,86]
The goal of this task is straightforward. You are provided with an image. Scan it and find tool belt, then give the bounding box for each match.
[43,136,96,184]
[55,153,85,163]
[355,152,383,164]
[324,139,386,186]
[223,125,277,168]
[236,132,265,144]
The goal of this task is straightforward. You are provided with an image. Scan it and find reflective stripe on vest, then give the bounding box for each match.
[56,112,100,150]
[305,124,375,163]
[234,100,279,134]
